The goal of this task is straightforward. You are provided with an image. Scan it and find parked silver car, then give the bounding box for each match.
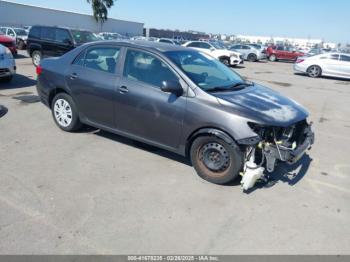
[230,44,267,62]
[0,44,16,82]
[294,53,350,79]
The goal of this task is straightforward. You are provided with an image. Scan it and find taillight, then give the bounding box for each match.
[36,65,43,75]
[296,59,304,64]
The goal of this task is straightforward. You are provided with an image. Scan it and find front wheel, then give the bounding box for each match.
[269,54,277,62]
[248,53,257,62]
[190,136,244,185]
[51,93,82,132]
[220,57,230,67]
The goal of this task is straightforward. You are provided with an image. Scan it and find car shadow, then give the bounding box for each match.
[81,127,192,166]
[0,105,8,118]
[242,154,313,193]
[14,53,29,59]
[294,73,350,82]
[232,65,245,69]
[0,74,36,89]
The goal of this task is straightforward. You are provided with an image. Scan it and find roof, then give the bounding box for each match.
[89,40,190,53]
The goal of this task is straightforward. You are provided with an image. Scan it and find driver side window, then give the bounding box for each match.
[123,49,179,88]
[200,43,211,49]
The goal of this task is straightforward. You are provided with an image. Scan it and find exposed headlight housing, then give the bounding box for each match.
[230,53,238,58]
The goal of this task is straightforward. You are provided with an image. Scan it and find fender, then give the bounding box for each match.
[189,128,234,145]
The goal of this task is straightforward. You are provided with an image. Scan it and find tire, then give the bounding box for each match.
[51,93,82,132]
[18,40,25,50]
[31,50,42,67]
[190,136,244,185]
[307,65,322,78]
[220,57,230,67]
[248,53,257,62]
[269,54,277,62]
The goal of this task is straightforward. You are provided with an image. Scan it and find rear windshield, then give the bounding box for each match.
[14,29,27,36]
[71,30,98,44]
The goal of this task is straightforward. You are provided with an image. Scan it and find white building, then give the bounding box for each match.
[0,0,144,36]
[235,34,336,48]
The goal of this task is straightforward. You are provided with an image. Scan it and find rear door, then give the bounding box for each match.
[66,45,122,128]
[114,48,186,149]
[54,28,74,56]
[40,27,56,57]
[338,55,350,77]
[321,54,340,75]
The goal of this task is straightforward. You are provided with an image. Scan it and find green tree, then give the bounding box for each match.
[86,0,115,23]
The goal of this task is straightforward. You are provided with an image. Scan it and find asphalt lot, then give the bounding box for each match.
[0,51,349,255]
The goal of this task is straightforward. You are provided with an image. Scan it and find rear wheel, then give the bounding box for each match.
[51,93,82,132]
[248,53,257,62]
[307,65,322,78]
[32,50,42,67]
[18,40,25,50]
[190,136,243,185]
[269,54,277,62]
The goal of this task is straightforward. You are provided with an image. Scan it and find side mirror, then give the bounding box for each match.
[161,80,183,96]
[210,47,215,52]
[63,38,73,46]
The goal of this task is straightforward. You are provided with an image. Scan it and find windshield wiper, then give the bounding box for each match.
[207,81,254,92]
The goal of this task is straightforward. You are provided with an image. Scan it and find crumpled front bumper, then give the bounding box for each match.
[263,123,315,172]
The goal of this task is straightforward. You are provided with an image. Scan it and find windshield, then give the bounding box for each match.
[71,30,98,44]
[165,50,245,91]
[210,42,226,49]
[14,29,27,36]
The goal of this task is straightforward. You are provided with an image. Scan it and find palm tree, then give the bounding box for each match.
[86,0,116,23]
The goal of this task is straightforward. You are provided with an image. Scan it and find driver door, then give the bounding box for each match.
[114,48,187,150]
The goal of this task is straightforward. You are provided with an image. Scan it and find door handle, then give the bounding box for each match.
[70,73,78,80]
[119,86,129,94]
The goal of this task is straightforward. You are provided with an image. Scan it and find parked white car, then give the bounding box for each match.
[0,27,28,49]
[157,38,180,45]
[0,44,16,82]
[294,53,350,79]
[183,41,243,66]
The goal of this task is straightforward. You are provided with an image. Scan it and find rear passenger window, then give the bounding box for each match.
[41,27,55,41]
[29,27,41,39]
[340,55,350,62]
[73,51,86,66]
[84,47,120,74]
[329,54,339,60]
[123,50,178,88]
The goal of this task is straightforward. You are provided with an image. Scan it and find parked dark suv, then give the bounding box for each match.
[27,25,98,66]
[36,41,314,187]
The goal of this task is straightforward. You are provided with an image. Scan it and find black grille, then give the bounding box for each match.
[0,68,10,74]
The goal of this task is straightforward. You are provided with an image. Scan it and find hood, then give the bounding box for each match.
[213,83,309,127]
[0,35,14,42]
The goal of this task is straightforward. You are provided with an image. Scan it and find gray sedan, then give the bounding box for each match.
[36,41,314,187]
[230,44,267,62]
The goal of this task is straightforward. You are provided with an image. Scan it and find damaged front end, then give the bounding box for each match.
[238,120,315,191]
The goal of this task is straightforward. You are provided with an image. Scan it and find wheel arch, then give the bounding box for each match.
[185,127,237,158]
[48,87,71,107]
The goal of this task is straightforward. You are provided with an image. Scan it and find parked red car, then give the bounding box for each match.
[0,32,17,55]
[266,45,303,62]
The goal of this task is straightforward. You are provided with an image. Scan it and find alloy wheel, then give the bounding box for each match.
[54,99,73,127]
[308,66,321,78]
